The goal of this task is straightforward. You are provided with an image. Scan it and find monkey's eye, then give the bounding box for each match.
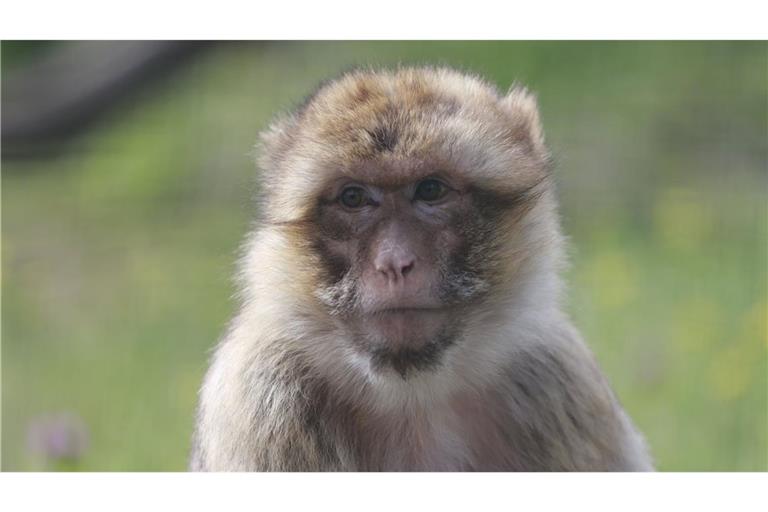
[339,186,368,209]
[414,179,448,203]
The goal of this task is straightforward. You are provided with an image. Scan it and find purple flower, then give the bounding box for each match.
[27,412,90,463]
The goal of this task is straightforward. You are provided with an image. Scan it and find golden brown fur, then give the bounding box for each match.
[190,67,653,471]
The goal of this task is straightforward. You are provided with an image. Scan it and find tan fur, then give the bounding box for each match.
[190,67,653,471]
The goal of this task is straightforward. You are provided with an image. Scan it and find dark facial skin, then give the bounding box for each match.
[311,168,498,376]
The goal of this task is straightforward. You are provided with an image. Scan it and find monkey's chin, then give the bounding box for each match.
[348,308,454,355]
[369,308,448,344]
[344,308,459,377]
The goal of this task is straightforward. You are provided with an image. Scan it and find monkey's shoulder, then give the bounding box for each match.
[488,342,651,471]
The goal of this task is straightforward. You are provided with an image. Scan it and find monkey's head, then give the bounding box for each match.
[256,67,560,377]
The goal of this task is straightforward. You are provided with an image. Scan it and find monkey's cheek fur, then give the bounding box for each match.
[351,309,452,351]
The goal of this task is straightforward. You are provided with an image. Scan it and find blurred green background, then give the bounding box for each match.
[2,41,766,471]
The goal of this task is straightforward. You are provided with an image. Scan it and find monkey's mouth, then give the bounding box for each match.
[363,299,446,315]
[365,306,448,327]
[371,306,444,315]
[348,307,459,376]
[352,306,451,351]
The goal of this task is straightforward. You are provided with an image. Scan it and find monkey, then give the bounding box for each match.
[189,66,653,471]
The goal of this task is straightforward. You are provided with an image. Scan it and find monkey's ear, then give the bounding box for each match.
[256,114,296,177]
[500,85,547,154]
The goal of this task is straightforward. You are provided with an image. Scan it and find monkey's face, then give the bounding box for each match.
[259,68,552,376]
[310,162,502,375]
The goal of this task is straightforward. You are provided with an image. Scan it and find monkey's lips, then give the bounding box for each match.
[367,306,447,322]
[372,306,443,315]
[357,306,451,349]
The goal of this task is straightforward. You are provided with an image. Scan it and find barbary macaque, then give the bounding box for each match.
[190,67,653,471]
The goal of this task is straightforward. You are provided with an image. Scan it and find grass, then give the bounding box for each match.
[2,41,766,471]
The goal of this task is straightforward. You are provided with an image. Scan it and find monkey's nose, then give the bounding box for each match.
[374,250,415,281]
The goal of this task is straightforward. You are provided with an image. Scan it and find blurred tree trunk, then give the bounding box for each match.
[2,41,210,158]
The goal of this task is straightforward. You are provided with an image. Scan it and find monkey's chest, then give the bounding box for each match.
[360,419,470,471]
[352,403,512,471]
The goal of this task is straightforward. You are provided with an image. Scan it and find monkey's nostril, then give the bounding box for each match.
[374,251,415,281]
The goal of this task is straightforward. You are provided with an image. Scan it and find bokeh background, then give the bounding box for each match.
[2,41,766,471]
